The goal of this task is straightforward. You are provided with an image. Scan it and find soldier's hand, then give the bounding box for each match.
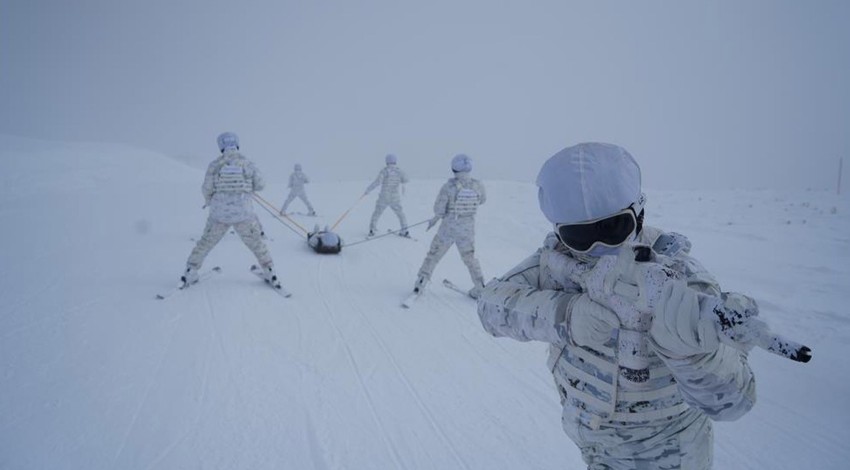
[649,281,720,358]
[569,295,619,349]
[577,252,649,332]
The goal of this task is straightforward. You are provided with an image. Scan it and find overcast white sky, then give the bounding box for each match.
[2,0,849,190]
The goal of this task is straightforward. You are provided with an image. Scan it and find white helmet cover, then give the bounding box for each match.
[536,142,642,224]
[216,132,239,152]
[451,154,472,173]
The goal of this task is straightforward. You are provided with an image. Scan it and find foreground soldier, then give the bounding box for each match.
[182,132,281,289]
[414,154,486,298]
[477,142,756,469]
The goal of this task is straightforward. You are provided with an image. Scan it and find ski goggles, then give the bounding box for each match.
[554,208,637,253]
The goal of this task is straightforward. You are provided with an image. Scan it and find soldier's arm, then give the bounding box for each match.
[365,169,383,193]
[201,160,218,203]
[655,251,757,421]
[249,161,265,192]
[433,183,451,217]
[477,180,486,205]
[476,252,576,345]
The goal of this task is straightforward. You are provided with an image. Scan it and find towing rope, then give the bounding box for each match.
[342,219,430,248]
[252,193,309,239]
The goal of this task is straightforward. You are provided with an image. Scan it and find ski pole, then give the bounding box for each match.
[330,193,367,231]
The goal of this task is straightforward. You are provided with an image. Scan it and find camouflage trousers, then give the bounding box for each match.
[417,217,483,287]
[369,194,407,232]
[281,188,314,213]
[563,407,713,470]
[187,217,273,270]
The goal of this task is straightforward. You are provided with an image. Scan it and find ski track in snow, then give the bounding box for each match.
[2,294,104,341]
[112,297,190,467]
[312,256,409,470]
[142,321,214,470]
[332,255,472,470]
[302,409,332,470]
[203,289,246,404]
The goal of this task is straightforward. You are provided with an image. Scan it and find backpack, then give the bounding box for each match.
[450,181,480,217]
[214,160,252,193]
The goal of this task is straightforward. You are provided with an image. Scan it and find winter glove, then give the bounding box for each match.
[649,280,720,358]
[568,294,619,349]
[578,251,645,329]
[539,245,587,291]
[426,216,441,231]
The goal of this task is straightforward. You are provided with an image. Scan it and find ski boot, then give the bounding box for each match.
[413,275,429,294]
[468,280,485,300]
[260,265,281,289]
[181,266,199,286]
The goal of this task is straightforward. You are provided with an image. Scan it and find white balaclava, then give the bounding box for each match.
[536,142,644,257]
[385,154,397,165]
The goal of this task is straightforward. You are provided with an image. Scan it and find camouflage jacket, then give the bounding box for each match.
[202,150,264,224]
[477,226,756,431]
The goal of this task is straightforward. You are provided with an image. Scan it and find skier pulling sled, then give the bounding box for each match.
[179,132,282,290]
[308,225,342,254]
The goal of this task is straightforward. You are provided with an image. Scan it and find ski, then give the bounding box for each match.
[401,291,421,308]
[250,265,292,298]
[387,229,417,242]
[442,279,475,299]
[156,266,222,300]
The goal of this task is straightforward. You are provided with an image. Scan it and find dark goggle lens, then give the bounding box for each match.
[556,211,636,252]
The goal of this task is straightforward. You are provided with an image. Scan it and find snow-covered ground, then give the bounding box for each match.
[1,135,848,469]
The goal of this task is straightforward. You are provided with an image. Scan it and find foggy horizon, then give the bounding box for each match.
[2,0,849,191]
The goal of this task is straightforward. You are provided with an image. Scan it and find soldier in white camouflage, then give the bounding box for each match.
[181,132,280,287]
[365,154,409,236]
[477,143,756,469]
[414,154,487,298]
[279,163,315,216]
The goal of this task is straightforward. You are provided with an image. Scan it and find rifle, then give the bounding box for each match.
[550,244,812,364]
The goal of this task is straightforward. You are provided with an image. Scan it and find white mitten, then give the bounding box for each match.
[650,280,720,358]
[569,294,620,349]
